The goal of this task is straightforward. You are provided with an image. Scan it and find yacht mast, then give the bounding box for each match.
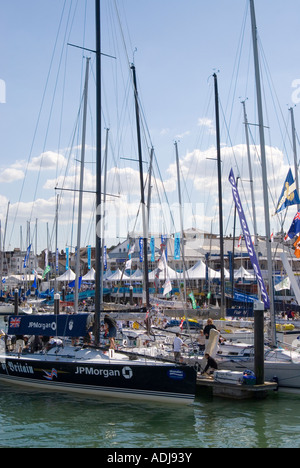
[131,64,150,309]
[249,0,276,347]
[175,141,187,304]
[94,0,102,345]
[74,57,90,314]
[213,73,225,319]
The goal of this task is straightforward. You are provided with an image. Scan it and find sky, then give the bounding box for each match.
[1,0,300,255]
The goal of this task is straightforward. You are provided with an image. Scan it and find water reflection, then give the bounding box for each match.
[1,380,300,448]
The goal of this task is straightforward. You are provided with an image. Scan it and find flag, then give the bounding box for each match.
[158,249,167,272]
[42,265,51,279]
[274,277,291,291]
[275,168,300,214]
[69,277,82,289]
[285,211,300,240]
[174,233,180,260]
[161,235,168,260]
[103,246,107,271]
[32,276,37,289]
[87,245,91,270]
[294,235,300,258]
[163,277,172,296]
[150,237,155,262]
[128,243,135,256]
[237,235,242,248]
[139,238,143,263]
[66,247,69,271]
[125,258,132,270]
[229,168,270,309]
[23,244,32,268]
[189,292,197,309]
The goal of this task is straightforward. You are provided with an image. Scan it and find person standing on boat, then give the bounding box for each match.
[104,315,117,350]
[198,330,206,351]
[173,333,188,362]
[203,318,217,340]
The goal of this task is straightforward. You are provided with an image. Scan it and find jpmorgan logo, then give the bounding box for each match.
[122,366,133,379]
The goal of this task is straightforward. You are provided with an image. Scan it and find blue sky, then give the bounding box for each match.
[1,0,300,253]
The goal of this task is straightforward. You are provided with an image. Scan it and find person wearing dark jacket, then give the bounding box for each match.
[203,318,217,340]
[202,353,218,375]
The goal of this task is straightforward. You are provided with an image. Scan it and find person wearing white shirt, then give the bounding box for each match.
[173,333,188,362]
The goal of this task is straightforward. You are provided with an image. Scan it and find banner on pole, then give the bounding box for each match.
[229,169,270,309]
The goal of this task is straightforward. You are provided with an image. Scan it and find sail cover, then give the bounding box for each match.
[8,314,92,337]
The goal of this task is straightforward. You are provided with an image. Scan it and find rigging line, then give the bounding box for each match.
[8,0,68,249]
[218,100,254,225]
[258,36,293,163]
[247,122,280,216]
[112,0,132,68]
[29,0,76,224]
[223,1,249,131]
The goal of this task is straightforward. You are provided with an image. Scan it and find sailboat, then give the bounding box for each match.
[0,0,196,405]
[209,0,300,393]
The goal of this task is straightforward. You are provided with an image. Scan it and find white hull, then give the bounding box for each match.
[214,343,300,393]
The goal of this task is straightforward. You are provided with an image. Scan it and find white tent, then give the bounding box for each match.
[185,260,220,279]
[148,266,182,282]
[234,266,255,279]
[106,269,131,282]
[82,268,95,281]
[103,269,112,280]
[56,269,76,282]
[129,268,143,281]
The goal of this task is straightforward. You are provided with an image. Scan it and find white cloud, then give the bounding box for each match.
[0,168,24,183]
[198,117,215,135]
[12,150,67,172]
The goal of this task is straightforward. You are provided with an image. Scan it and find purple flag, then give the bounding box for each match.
[229,169,270,309]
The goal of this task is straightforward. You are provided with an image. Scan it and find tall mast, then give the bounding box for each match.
[242,100,258,247]
[213,73,225,319]
[249,0,276,348]
[290,106,300,211]
[131,64,150,309]
[100,127,109,309]
[74,57,90,314]
[175,141,187,304]
[94,0,102,345]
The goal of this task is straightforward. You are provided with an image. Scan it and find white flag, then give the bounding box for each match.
[163,277,172,296]
[274,277,291,292]
[158,249,167,272]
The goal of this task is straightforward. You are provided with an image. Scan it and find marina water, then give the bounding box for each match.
[1,381,300,448]
[1,318,300,448]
